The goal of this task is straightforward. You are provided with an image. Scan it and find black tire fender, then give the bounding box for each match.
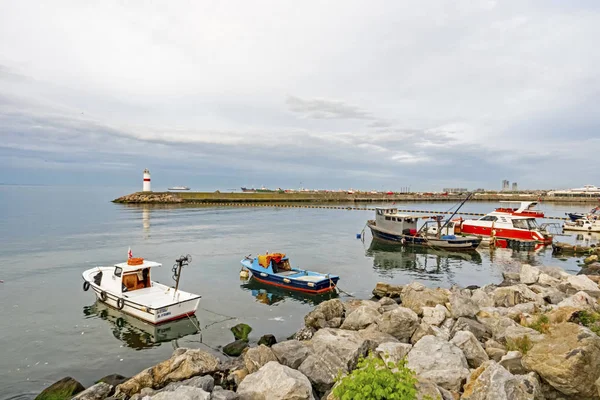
[83,281,90,291]
[117,298,125,310]
[100,291,107,302]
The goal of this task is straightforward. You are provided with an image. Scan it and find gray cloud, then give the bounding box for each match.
[286,96,374,120]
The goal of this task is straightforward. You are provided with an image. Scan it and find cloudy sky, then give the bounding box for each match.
[1,0,599,191]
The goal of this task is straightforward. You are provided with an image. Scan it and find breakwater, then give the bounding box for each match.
[113,191,600,204]
[35,258,600,400]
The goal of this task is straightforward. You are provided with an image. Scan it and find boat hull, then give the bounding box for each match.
[241,260,339,294]
[460,223,552,245]
[84,280,200,325]
[368,224,481,250]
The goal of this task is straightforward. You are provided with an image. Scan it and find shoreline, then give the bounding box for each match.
[112,191,600,204]
[36,255,600,400]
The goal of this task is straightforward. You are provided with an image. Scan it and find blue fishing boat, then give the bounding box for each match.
[240,253,339,294]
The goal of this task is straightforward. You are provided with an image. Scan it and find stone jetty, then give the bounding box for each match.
[36,261,600,400]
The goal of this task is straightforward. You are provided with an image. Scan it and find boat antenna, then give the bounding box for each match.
[439,192,473,233]
[172,254,192,293]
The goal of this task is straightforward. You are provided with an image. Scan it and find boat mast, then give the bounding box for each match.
[172,254,192,293]
[439,192,473,233]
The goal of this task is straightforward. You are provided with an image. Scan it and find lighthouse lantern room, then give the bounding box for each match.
[143,169,152,192]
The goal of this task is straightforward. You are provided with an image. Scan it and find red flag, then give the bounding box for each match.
[128,247,133,259]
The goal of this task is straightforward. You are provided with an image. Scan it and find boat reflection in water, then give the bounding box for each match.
[365,240,483,279]
[83,301,200,350]
[240,278,339,307]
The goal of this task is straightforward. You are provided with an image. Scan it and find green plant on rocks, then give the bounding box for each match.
[332,353,426,400]
[569,310,600,335]
[527,314,550,334]
[505,335,533,354]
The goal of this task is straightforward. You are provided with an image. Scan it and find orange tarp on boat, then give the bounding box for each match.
[258,253,286,268]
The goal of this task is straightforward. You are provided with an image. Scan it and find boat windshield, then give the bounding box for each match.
[512,219,539,230]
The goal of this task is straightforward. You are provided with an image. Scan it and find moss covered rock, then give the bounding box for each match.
[35,377,85,400]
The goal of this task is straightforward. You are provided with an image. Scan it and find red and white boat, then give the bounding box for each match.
[457,202,552,246]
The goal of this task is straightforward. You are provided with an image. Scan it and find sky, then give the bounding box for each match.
[1,0,599,192]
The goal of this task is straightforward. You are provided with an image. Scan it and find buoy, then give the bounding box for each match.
[356,233,362,239]
[239,269,250,279]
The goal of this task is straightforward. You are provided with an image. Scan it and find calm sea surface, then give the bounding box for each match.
[0,186,597,399]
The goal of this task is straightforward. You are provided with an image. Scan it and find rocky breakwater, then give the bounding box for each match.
[35,263,600,400]
[112,192,183,204]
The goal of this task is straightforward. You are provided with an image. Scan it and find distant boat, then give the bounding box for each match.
[241,186,282,193]
[168,186,190,191]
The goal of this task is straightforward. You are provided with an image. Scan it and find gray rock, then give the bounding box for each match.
[520,264,541,285]
[72,382,113,400]
[557,291,598,311]
[211,386,239,400]
[298,328,369,392]
[528,284,565,304]
[566,275,598,291]
[450,330,489,368]
[462,361,534,400]
[517,372,544,400]
[499,351,527,375]
[96,374,128,387]
[237,361,314,400]
[484,339,507,362]
[342,299,381,316]
[372,282,403,298]
[375,342,412,365]
[401,282,450,315]
[471,289,495,308]
[375,306,419,342]
[432,317,455,341]
[294,326,316,341]
[538,266,570,280]
[502,271,521,283]
[492,285,544,308]
[422,305,448,326]
[340,305,380,330]
[223,340,249,357]
[407,335,470,392]
[449,292,479,318]
[451,317,491,341]
[356,325,400,350]
[243,345,278,374]
[304,299,345,330]
[415,378,453,400]
[151,386,210,400]
[411,322,436,344]
[538,273,560,288]
[160,375,214,393]
[271,340,311,369]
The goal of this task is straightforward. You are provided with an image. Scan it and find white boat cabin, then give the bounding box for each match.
[375,207,418,234]
[93,260,161,294]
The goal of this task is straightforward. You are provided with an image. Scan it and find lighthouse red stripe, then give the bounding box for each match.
[143,178,151,181]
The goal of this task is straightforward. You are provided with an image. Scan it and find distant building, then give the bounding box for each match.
[512,182,518,191]
[502,180,510,191]
[443,188,468,193]
[474,188,486,193]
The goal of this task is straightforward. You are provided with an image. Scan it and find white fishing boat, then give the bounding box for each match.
[564,215,600,232]
[82,255,200,325]
[168,186,191,191]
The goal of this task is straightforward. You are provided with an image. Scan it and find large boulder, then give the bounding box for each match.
[450,317,491,342]
[462,361,534,400]
[71,382,112,400]
[448,292,479,318]
[471,288,495,308]
[340,305,380,330]
[375,307,419,342]
[565,274,599,291]
[375,342,412,365]
[304,299,344,330]
[357,325,400,350]
[115,348,220,397]
[557,291,598,311]
[422,305,448,327]
[401,282,449,315]
[244,345,278,374]
[271,340,311,369]
[520,264,541,285]
[528,284,565,304]
[491,285,544,308]
[450,330,489,368]
[522,322,600,398]
[35,377,85,400]
[211,386,239,400]
[372,282,403,298]
[150,386,210,400]
[538,273,560,288]
[298,328,369,392]
[237,361,314,400]
[411,322,436,344]
[406,335,469,392]
[342,299,381,316]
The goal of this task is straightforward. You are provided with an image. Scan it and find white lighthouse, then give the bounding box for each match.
[143,169,152,192]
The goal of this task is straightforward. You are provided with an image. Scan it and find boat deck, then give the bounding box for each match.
[122,285,199,309]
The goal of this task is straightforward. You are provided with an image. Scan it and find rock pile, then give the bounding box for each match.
[36,263,600,400]
[112,192,183,204]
